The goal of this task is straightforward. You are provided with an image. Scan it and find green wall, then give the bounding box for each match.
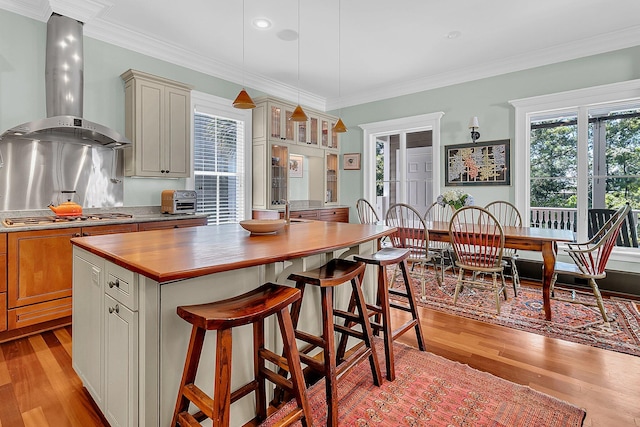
[331,46,640,217]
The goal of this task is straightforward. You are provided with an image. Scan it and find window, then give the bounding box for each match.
[361,112,444,218]
[189,92,252,225]
[511,79,640,261]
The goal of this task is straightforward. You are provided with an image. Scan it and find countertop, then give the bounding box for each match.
[71,221,393,283]
[0,206,208,232]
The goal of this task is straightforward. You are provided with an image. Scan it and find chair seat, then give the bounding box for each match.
[288,258,365,287]
[354,247,410,266]
[554,261,606,280]
[176,284,300,330]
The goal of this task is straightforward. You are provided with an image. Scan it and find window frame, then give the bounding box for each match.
[510,79,640,263]
[360,112,444,213]
[187,91,253,222]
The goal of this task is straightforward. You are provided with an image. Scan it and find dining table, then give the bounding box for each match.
[424,220,575,321]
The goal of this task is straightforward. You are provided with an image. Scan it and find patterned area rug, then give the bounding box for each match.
[260,340,586,426]
[393,269,640,357]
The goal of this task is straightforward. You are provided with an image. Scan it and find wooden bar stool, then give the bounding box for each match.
[341,247,426,381]
[284,258,382,427]
[171,283,313,427]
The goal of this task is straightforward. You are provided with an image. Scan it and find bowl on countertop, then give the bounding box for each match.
[239,219,286,235]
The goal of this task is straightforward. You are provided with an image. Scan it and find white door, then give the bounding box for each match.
[397,146,433,217]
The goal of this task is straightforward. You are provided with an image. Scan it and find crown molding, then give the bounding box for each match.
[2,0,639,112]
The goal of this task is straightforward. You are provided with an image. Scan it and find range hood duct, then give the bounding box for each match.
[0,13,131,148]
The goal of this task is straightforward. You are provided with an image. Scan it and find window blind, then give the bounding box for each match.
[193,111,245,225]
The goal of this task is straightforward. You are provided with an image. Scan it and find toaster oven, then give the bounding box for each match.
[161,190,197,214]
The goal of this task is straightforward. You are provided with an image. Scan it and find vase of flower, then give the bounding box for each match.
[437,190,474,211]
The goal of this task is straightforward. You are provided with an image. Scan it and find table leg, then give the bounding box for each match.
[540,241,558,321]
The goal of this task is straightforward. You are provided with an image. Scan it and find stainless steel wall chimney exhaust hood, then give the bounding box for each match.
[0,13,131,148]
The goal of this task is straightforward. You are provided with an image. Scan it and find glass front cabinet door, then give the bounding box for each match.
[271,144,288,206]
[326,152,338,204]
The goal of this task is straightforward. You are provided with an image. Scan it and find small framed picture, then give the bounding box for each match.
[343,153,361,170]
[289,154,303,178]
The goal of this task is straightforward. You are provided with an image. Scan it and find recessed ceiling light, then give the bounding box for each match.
[446,30,462,39]
[253,18,272,29]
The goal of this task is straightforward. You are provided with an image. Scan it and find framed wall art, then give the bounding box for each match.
[289,154,303,178]
[445,139,510,186]
[343,153,361,170]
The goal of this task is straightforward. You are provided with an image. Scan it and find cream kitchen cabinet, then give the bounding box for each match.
[252,97,341,210]
[121,69,193,178]
[0,233,6,332]
[73,250,139,427]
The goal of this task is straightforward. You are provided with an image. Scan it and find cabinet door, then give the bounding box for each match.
[136,79,164,176]
[0,234,6,332]
[72,252,104,407]
[104,294,138,427]
[164,86,190,177]
[8,227,80,308]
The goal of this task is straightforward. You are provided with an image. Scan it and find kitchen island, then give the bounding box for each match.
[71,220,392,427]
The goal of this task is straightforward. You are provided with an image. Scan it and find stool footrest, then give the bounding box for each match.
[388,288,409,298]
[230,380,258,404]
[182,384,214,419]
[332,308,361,323]
[260,365,294,393]
[298,352,325,372]
[334,323,364,340]
[177,411,201,427]
[389,300,413,313]
[392,319,420,341]
[295,329,326,348]
[259,348,290,372]
[336,346,373,380]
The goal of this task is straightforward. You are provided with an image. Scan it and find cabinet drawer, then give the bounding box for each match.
[7,296,72,329]
[317,208,349,223]
[105,262,138,310]
[289,210,319,220]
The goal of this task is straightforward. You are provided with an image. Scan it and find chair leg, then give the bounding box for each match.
[493,273,501,315]
[453,267,464,305]
[511,259,520,296]
[589,278,610,324]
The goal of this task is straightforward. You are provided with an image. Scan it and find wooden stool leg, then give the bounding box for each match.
[321,286,339,427]
[351,273,382,387]
[277,305,312,427]
[399,258,426,351]
[212,328,233,426]
[272,281,306,406]
[377,263,394,381]
[171,326,206,427]
[253,319,267,421]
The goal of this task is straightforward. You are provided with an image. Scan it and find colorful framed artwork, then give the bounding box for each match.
[343,153,361,170]
[445,139,510,186]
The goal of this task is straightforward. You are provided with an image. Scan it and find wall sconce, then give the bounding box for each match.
[469,116,480,143]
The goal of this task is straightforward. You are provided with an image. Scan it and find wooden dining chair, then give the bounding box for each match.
[551,203,631,324]
[588,206,638,248]
[423,201,456,283]
[449,206,507,314]
[356,198,380,224]
[385,203,441,301]
[485,200,522,296]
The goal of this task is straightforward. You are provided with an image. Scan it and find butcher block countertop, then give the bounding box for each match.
[71,221,393,283]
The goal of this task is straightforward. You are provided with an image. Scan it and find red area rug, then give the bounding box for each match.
[394,269,640,357]
[260,340,586,426]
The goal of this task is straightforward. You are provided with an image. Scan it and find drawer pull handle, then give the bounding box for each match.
[108,304,120,314]
[108,279,120,288]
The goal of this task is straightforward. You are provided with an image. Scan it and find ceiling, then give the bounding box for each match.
[2,0,640,111]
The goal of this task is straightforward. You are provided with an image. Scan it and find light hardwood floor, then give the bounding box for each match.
[0,281,638,426]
